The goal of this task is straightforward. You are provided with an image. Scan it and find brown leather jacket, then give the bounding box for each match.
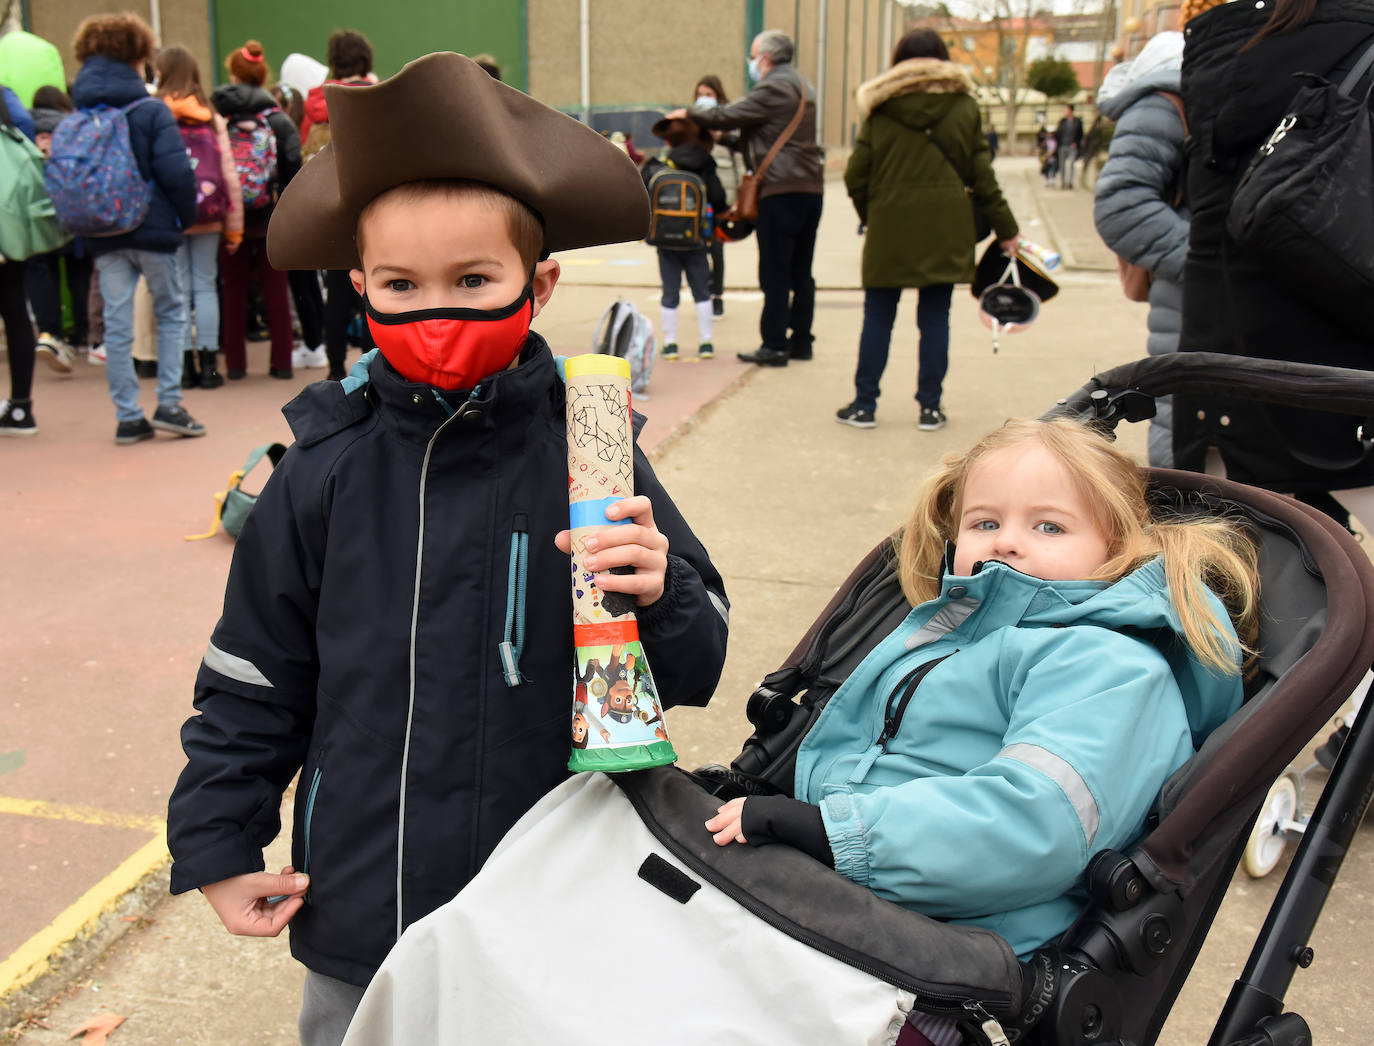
[690,63,824,198]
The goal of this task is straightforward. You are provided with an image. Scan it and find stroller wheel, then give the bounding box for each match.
[1243,774,1300,878]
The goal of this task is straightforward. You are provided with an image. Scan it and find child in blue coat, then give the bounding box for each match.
[706,417,1258,1044]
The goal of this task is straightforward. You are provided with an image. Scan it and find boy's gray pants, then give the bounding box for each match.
[300,969,367,1046]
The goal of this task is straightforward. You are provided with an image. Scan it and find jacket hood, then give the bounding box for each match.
[211,82,276,118]
[71,54,152,109]
[1096,31,1184,118]
[856,58,975,118]
[304,84,330,125]
[164,93,214,124]
[32,105,67,135]
[937,557,1241,744]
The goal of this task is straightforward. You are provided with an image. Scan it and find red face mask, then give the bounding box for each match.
[364,285,534,390]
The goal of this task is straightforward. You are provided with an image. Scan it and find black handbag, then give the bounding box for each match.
[1226,37,1374,332]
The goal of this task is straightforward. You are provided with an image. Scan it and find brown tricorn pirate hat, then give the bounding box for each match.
[267,52,650,271]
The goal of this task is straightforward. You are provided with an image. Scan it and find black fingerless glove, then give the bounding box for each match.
[741,795,834,867]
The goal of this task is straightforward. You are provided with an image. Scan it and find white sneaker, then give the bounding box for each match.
[292,345,307,369]
[88,343,107,365]
[299,346,327,369]
[36,332,75,374]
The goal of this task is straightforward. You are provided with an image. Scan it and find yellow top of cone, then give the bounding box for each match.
[565,354,631,381]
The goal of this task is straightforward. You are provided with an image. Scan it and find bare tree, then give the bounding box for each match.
[1,0,21,35]
[916,0,1046,154]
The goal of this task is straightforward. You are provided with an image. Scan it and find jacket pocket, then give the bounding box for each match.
[498,513,529,687]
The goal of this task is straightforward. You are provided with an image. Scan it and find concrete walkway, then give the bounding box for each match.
[3,159,1367,1045]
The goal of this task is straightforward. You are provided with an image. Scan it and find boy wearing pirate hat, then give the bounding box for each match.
[165,53,729,1042]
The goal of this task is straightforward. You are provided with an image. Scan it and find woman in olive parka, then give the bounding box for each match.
[837,29,1019,432]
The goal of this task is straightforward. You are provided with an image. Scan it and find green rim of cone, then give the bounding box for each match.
[568,740,677,774]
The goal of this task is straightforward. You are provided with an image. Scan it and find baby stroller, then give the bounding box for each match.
[343,353,1374,1046]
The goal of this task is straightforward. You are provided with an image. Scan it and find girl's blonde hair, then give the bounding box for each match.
[897,418,1260,675]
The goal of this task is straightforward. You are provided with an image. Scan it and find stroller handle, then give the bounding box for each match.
[1044,352,1374,428]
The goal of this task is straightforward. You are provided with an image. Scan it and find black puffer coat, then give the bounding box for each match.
[166,338,729,986]
[1177,0,1374,491]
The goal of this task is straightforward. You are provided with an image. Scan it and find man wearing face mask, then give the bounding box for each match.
[674,29,825,367]
[165,54,729,1045]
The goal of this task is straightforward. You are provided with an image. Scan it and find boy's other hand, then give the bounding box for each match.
[706,797,748,846]
[202,866,309,937]
[553,496,669,607]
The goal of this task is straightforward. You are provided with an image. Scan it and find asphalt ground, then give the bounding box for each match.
[2,158,1368,1044]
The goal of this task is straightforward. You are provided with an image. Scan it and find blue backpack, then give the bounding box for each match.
[45,97,158,236]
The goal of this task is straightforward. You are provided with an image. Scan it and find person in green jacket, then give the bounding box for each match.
[836,29,1020,433]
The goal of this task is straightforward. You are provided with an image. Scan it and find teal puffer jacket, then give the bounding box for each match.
[794,557,1242,958]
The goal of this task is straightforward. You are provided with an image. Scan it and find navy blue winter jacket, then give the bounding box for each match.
[1,86,35,140]
[69,55,195,254]
[166,338,730,985]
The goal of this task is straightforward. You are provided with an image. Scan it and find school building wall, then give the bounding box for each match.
[28,0,903,155]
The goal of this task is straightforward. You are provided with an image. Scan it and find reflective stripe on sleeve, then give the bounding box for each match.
[203,641,274,688]
[998,742,1099,847]
[708,590,730,628]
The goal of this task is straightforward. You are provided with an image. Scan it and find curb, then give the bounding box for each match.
[0,831,170,1031]
[1024,168,1079,272]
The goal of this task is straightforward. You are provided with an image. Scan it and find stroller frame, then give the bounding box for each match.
[699,353,1374,1046]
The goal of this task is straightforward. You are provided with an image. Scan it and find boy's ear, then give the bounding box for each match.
[349,268,366,298]
[530,259,561,320]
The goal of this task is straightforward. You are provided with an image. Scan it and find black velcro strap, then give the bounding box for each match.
[637,854,701,904]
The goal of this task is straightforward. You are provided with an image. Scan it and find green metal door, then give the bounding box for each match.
[209,0,526,89]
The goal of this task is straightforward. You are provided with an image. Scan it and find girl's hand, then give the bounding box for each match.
[554,495,669,607]
[202,866,308,936]
[705,797,748,846]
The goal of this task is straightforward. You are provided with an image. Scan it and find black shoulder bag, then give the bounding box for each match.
[1226,36,1374,333]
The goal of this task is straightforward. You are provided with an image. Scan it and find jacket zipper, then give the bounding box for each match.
[499,515,529,687]
[849,653,954,783]
[396,396,478,941]
[302,763,323,885]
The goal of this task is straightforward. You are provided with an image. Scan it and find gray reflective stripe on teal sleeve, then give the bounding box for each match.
[904,600,978,650]
[708,590,729,627]
[203,642,274,688]
[998,742,1099,847]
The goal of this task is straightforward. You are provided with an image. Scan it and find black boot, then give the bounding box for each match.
[198,348,223,389]
[181,351,199,388]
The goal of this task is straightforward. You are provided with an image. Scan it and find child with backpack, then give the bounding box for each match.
[211,40,300,380]
[643,114,725,361]
[156,45,243,391]
[301,29,378,380]
[55,13,204,443]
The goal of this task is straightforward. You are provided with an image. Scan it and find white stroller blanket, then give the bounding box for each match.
[342,772,916,1045]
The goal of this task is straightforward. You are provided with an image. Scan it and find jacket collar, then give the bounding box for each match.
[282,332,562,449]
[71,55,151,109]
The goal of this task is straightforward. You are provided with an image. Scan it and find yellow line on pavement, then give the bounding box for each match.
[0,829,168,999]
[0,796,163,833]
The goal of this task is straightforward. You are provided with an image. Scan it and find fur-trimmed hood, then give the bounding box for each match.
[856,58,976,117]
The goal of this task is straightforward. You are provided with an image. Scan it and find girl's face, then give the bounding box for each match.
[952,443,1112,582]
[695,85,717,102]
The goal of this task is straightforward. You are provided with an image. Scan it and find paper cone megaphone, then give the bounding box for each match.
[565,353,676,773]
